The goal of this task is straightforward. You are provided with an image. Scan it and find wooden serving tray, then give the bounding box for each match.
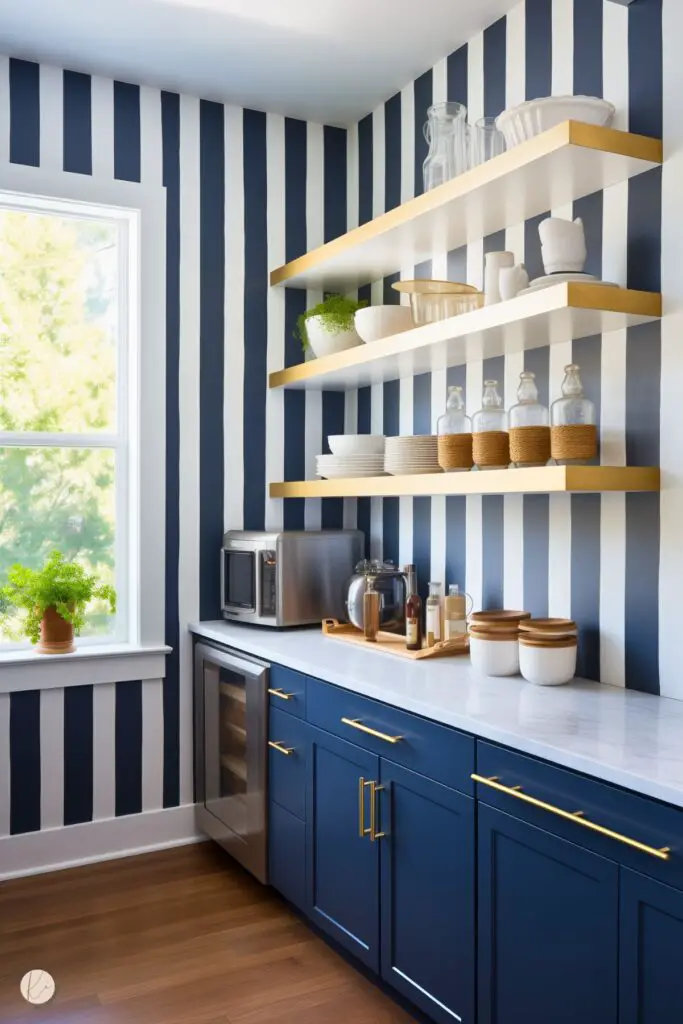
[322,619,469,660]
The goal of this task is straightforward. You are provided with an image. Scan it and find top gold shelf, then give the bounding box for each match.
[270,122,662,291]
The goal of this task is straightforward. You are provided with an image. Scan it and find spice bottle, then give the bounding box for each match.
[443,584,470,641]
[404,564,423,651]
[426,582,443,648]
[363,576,380,642]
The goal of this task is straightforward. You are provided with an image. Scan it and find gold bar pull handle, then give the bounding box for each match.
[369,781,385,841]
[358,778,372,838]
[268,740,294,756]
[268,688,294,701]
[471,773,671,862]
[342,717,403,745]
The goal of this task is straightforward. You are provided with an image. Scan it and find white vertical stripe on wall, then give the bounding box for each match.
[431,366,447,587]
[552,0,574,95]
[0,693,8,836]
[224,105,246,531]
[346,121,359,231]
[433,57,448,106]
[467,30,484,126]
[0,56,8,165]
[603,2,629,133]
[547,343,572,619]
[40,689,64,829]
[304,122,324,532]
[506,2,526,110]
[177,94,201,806]
[140,87,163,187]
[466,358,483,610]
[265,113,285,533]
[92,682,116,819]
[90,76,114,179]
[398,376,414,567]
[141,678,164,811]
[39,64,63,171]
[370,384,384,561]
[343,390,358,530]
[660,0,683,700]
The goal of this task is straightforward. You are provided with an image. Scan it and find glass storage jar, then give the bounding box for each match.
[437,386,473,471]
[550,364,597,464]
[472,380,509,470]
[508,371,550,468]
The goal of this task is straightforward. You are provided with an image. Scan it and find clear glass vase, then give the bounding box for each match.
[437,386,473,472]
[423,102,469,192]
[509,371,550,468]
[550,364,597,464]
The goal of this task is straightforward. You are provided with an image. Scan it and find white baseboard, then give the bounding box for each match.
[0,804,205,881]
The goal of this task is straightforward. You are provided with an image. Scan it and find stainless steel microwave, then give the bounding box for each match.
[221,529,363,627]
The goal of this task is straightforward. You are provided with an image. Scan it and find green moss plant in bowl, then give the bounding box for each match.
[294,294,367,358]
[0,550,116,654]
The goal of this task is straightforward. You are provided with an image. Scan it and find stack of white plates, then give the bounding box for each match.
[384,436,442,476]
[316,454,386,479]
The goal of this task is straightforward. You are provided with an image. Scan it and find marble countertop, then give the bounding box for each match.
[191,620,683,810]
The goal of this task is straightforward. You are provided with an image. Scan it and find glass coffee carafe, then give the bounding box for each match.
[550,364,597,464]
[423,102,469,192]
[437,385,473,471]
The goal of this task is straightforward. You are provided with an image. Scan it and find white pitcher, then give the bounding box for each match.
[538,217,587,275]
[499,264,530,301]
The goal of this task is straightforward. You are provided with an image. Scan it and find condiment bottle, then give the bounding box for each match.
[508,371,550,468]
[363,575,380,642]
[437,385,473,472]
[404,564,423,651]
[472,380,509,470]
[550,363,597,464]
[444,584,470,641]
[426,582,443,648]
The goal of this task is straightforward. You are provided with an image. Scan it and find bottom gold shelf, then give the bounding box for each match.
[269,466,660,499]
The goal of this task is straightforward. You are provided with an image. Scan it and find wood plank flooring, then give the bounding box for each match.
[0,843,415,1023]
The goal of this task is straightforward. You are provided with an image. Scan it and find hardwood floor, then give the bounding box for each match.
[0,843,415,1023]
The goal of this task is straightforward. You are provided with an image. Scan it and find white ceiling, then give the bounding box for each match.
[0,0,518,125]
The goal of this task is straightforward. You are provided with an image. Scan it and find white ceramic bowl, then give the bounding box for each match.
[469,635,520,677]
[496,96,615,148]
[519,641,577,686]
[354,305,414,343]
[327,434,385,457]
[305,316,362,359]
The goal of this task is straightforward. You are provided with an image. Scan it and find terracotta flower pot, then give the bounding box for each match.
[36,606,76,655]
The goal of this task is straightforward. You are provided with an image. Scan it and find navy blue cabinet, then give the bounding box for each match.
[620,868,683,1024]
[478,803,619,1024]
[380,760,475,1024]
[305,725,381,970]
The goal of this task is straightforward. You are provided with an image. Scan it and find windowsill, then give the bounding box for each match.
[0,643,172,693]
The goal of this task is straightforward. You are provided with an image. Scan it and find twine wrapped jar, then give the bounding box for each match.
[550,364,597,464]
[437,385,473,471]
[508,371,550,468]
[472,380,509,470]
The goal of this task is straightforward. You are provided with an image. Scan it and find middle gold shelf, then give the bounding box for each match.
[269,283,661,392]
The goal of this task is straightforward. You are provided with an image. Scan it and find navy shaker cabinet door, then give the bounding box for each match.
[268,801,306,913]
[379,761,475,1024]
[305,725,380,971]
[620,868,683,1024]
[478,804,619,1024]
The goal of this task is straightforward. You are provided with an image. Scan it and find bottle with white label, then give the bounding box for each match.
[444,584,469,641]
[425,582,443,648]
[404,564,423,652]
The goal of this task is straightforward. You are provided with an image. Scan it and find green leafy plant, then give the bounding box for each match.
[294,294,367,350]
[0,549,116,644]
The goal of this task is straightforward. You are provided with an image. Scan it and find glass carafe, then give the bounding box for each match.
[437,385,473,472]
[472,380,509,470]
[508,371,550,468]
[550,364,597,464]
[423,102,469,192]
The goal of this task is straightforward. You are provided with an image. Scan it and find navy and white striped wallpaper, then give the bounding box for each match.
[0,0,676,857]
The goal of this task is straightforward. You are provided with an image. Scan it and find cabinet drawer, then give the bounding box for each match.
[475,741,683,889]
[268,664,307,719]
[307,679,474,793]
[269,801,306,912]
[268,707,308,820]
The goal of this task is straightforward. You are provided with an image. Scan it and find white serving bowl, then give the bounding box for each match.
[519,641,577,686]
[469,635,520,677]
[305,316,363,359]
[327,434,385,457]
[495,96,615,148]
[354,305,414,343]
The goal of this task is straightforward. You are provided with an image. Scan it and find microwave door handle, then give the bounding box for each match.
[220,549,226,609]
[254,551,263,618]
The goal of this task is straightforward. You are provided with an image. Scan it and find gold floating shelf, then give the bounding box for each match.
[270,466,660,499]
[269,283,661,391]
[270,122,662,291]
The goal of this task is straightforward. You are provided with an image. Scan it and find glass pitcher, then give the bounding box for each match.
[423,102,469,192]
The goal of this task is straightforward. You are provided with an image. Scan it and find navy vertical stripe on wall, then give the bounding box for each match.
[448,46,468,108]
[323,126,346,243]
[63,685,93,826]
[446,497,467,591]
[625,494,659,694]
[525,0,553,100]
[628,0,663,141]
[413,70,432,199]
[358,114,373,226]
[161,89,181,808]
[63,71,92,175]
[199,100,225,617]
[413,497,431,605]
[115,680,142,817]
[481,355,505,609]
[383,379,400,566]
[571,495,601,681]
[242,109,268,533]
[9,59,39,167]
[113,82,141,182]
[573,0,603,99]
[447,244,468,286]
[574,193,603,280]
[357,387,371,558]
[483,17,507,119]
[413,374,431,436]
[321,392,345,529]
[9,690,40,834]
[385,93,402,212]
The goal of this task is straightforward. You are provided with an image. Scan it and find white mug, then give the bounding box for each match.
[484,251,515,305]
[499,263,530,301]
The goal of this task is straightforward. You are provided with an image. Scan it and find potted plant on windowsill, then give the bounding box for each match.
[295,294,367,358]
[0,550,116,655]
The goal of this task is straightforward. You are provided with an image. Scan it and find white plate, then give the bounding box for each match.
[386,467,443,476]
[317,470,389,479]
[518,275,619,295]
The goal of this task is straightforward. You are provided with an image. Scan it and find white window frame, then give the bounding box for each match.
[0,163,169,689]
